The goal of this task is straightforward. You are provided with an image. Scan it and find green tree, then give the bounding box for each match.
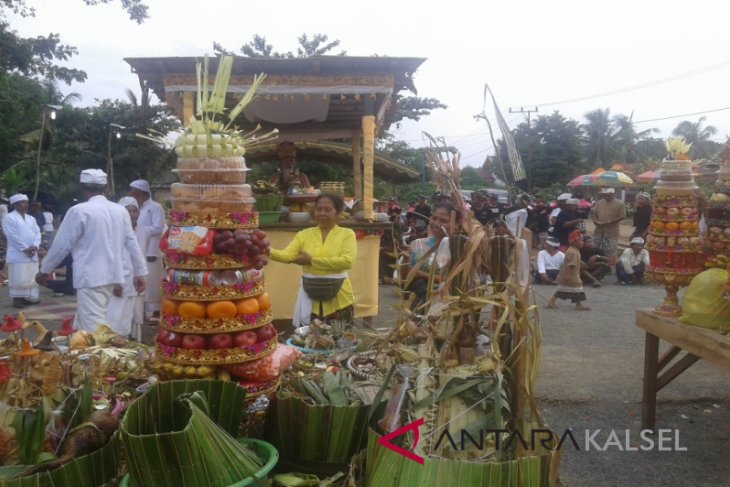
[498,111,584,192]
[1,0,149,84]
[582,108,620,168]
[672,117,720,160]
[460,166,488,190]
[612,114,658,164]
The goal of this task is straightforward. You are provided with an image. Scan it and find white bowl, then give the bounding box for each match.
[374,212,389,222]
[289,211,312,223]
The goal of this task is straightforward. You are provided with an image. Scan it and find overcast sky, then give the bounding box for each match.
[9,0,730,167]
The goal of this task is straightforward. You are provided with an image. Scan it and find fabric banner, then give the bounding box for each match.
[484,83,527,183]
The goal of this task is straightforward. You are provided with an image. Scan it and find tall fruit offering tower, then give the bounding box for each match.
[151,56,281,399]
[703,141,730,269]
[646,137,703,315]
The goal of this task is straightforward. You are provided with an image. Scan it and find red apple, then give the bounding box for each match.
[666,207,680,216]
[181,334,206,349]
[209,333,233,349]
[156,329,167,345]
[165,331,183,348]
[256,324,277,343]
[653,207,666,215]
[233,331,258,347]
[680,207,693,216]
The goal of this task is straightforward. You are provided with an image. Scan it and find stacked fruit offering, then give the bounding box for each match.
[647,138,704,314]
[703,149,730,268]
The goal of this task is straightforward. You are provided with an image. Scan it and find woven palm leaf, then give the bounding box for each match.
[0,433,120,487]
[120,380,263,487]
[267,397,369,466]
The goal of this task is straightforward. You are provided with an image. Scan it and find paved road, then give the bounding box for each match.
[378,281,730,487]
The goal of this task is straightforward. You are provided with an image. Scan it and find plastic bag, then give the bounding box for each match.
[680,268,730,332]
[160,226,214,256]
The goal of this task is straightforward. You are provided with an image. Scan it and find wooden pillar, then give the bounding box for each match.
[362,115,375,221]
[352,132,362,202]
[182,92,195,127]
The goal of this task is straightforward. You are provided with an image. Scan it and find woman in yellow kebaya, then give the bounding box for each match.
[269,193,356,327]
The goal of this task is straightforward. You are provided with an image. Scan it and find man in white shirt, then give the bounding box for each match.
[548,193,571,237]
[534,237,565,285]
[3,194,41,308]
[129,179,166,321]
[36,169,147,332]
[616,237,650,285]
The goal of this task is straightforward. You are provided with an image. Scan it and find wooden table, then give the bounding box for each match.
[636,309,730,430]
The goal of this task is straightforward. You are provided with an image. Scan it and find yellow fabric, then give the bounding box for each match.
[362,115,375,221]
[269,225,356,317]
[264,231,379,320]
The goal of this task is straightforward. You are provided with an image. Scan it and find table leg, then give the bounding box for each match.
[641,331,660,431]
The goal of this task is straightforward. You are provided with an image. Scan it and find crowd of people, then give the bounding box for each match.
[379,186,653,312]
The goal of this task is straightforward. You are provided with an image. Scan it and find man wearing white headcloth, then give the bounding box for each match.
[3,193,41,308]
[105,197,144,337]
[36,169,147,332]
[128,179,165,322]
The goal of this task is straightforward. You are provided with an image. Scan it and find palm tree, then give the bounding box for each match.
[672,117,718,160]
[582,108,620,168]
[613,113,658,164]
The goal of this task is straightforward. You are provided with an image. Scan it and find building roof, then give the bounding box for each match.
[124,55,426,134]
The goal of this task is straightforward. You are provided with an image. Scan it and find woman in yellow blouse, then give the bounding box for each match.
[269,194,357,327]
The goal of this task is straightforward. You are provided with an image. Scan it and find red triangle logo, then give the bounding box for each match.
[377,417,425,464]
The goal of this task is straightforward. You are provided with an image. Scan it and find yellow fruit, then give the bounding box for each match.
[162,298,180,316]
[236,298,260,316]
[178,301,207,319]
[206,300,238,319]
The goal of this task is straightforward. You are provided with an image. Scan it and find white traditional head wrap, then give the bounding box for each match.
[80,169,107,185]
[129,180,151,193]
[565,198,580,205]
[9,194,28,205]
[630,237,645,245]
[118,196,139,209]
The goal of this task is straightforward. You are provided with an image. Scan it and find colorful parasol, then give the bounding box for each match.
[567,174,594,187]
[636,170,660,183]
[589,170,634,187]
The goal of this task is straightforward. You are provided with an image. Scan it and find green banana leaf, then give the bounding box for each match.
[120,379,263,487]
[365,426,559,487]
[0,433,120,487]
[267,397,369,466]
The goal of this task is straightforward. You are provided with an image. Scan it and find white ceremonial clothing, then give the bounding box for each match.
[137,198,165,258]
[3,211,41,299]
[505,208,528,237]
[8,262,39,300]
[3,211,41,264]
[40,195,147,288]
[105,244,140,336]
[76,285,115,332]
[536,250,565,274]
[42,211,54,232]
[137,198,165,313]
[0,204,8,227]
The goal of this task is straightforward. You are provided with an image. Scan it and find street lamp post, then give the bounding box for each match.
[107,123,126,197]
[34,104,62,202]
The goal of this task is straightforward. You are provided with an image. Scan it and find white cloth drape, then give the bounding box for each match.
[75,285,115,332]
[8,262,39,299]
[292,272,348,328]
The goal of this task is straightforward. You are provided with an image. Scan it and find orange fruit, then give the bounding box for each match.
[162,298,180,316]
[691,221,699,230]
[178,301,207,319]
[257,292,270,311]
[652,221,665,231]
[665,222,679,232]
[679,221,692,231]
[236,298,260,316]
[206,300,238,319]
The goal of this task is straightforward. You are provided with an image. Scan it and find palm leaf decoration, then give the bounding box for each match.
[120,380,265,487]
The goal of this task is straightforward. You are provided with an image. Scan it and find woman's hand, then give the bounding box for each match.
[291,251,312,266]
